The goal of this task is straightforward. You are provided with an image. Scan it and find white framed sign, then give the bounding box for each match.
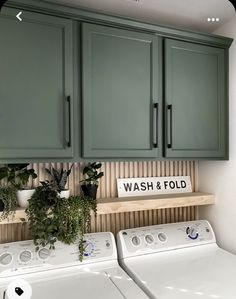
[117,176,192,197]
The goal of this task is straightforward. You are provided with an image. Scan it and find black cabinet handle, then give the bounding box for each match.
[167,104,172,148]
[66,96,72,148]
[153,103,158,148]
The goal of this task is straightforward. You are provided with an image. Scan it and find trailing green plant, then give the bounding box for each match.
[0,186,17,220]
[26,185,96,261]
[80,162,104,185]
[0,164,37,190]
[45,165,73,192]
[57,196,97,261]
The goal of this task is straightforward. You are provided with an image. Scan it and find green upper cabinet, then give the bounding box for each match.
[0,7,73,160]
[82,23,161,158]
[0,1,231,161]
[164,39,227,159]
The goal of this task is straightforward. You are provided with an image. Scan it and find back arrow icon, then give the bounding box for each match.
[16,12,22,21]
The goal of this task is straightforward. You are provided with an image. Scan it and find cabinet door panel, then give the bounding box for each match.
[165,39,226,158]
[82,23,160,158]
[0,8,73,160]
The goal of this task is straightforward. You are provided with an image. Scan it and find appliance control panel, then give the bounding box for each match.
[117,220,216,258]
[0,232,116,277]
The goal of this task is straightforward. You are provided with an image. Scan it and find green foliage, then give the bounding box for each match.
[0,164,37,190]
[0,187,17,220]
[26,186,96,261]
[45,165,73,192]
[81,162,104,185]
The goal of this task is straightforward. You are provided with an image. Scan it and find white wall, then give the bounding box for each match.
[199,16,236,253]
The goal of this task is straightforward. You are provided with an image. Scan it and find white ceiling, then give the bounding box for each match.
[43,0,235,33]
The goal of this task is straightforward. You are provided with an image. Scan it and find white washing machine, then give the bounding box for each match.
[117,220,236,299]
[0,232,149,299]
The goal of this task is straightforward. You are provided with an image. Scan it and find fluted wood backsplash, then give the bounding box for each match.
[0,161,198,243]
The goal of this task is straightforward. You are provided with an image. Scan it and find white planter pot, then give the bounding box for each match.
[17,189,35,208]
[58,190,70,199]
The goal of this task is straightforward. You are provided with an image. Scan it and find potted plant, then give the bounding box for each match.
[0,186,18,221]
[45,165,73,198]
[80,162,104,199]
[26,182,97,261]
[0,164,37,208]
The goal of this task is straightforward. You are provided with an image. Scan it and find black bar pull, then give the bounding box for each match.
[66,96,72,148]
[153,103,158,148]
[167,104,172,149]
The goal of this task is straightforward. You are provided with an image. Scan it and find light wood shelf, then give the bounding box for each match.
[0,208,27,224]
[96,192,215,214]
[0,192,214,224]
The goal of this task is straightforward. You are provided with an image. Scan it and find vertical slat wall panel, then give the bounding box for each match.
[0,161,198,243]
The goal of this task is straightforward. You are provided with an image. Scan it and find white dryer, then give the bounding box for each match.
[0,232,148,299]
[117,220,236,299]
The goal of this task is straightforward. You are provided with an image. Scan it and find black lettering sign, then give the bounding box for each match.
[164,181,168,189]
[175,180,181,188]
[156,181,161,190]
[140,182,146,191]
[181,180,187,188]
[123,183,132,192]
[147,182,153,190]
[133,183,140,191]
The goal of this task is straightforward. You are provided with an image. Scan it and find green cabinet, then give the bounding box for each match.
[82,23,161,158]
[0,7,73,160]
[164,39,226,158]
[82,24,228,159]
[0,2,230,161]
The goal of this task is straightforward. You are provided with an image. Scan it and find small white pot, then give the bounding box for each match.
[17,189,35,208]
[58,190,70,199]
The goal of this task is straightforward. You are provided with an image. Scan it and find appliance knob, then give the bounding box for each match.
[187,226,199,240]
[19,250,32,263]
[38,248,51,260]
[0,252,13,266]
[83,241,95,257]
[131,236,141,246]
[145,234,154,244]
[158,232,167,243]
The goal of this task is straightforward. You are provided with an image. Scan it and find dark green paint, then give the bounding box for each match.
[0,1,231,161]
[164,39,226,158]
[82,23,160,158]
[0,7,74,160]
[5,0,233,49]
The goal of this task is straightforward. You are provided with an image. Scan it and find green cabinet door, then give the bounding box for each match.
[0,7,73,160]
[165,39,227,159]
[82,23,161,158]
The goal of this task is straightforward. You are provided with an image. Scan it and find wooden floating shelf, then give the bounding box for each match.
[0,192,214,224]
[0,208,27,224]
[96,192,215,214]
